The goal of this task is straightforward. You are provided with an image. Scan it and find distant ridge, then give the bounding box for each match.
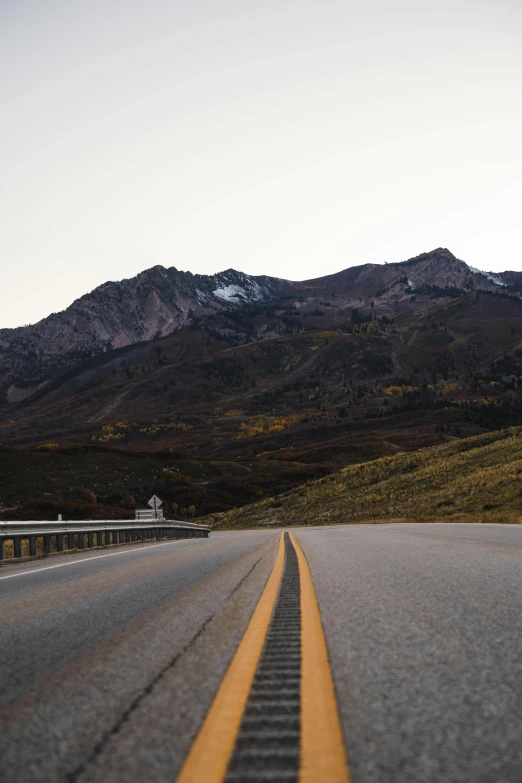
[0,248,517,391]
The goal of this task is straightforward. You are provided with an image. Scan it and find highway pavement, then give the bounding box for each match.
[1,523,521,782]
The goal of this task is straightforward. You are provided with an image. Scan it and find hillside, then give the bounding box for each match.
[3,286,522,445]
[0,445,333,521]
[208,427,522,529]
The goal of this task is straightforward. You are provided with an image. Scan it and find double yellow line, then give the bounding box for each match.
[175,531,350,783]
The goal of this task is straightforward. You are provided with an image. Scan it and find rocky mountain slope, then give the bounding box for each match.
[299,247,506,302]
[0,266,290,394]
[0,247,517,399]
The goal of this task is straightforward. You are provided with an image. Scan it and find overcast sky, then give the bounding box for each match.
[1,0,521,328]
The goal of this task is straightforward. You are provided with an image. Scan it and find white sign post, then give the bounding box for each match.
[148,495,163,520]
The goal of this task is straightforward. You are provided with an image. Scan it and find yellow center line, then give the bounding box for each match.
[174,532,286,783]
[290,531,351,783]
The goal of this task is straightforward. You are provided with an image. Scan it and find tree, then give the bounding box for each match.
[119,494,135,509]
[188,504,196,518]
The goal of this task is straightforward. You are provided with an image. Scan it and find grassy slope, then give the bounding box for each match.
[208,426,522,529]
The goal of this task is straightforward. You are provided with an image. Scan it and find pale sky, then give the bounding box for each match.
[1,0,521,328]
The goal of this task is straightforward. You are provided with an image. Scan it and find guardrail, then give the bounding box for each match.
[0,519,211,562]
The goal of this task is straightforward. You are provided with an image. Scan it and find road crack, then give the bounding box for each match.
[66,614,214,782]
[227,557,262,598]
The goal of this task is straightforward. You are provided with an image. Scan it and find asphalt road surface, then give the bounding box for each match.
[1,523,521,782]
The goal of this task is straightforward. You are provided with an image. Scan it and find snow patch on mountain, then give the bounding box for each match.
[466,264,506,287]
[213,284,249,302]
[248,281,264,300]
[213,280,268,303]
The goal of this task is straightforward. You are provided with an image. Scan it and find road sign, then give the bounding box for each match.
[148,495,163,518]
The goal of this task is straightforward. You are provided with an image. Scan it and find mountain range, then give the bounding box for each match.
[2,246,522,521]
[0,247,520,397]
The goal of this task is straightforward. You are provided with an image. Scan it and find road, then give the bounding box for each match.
[1,523,522,782]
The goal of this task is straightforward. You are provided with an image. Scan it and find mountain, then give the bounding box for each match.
[0,266,290,395]
[298,247,506,303]
[2,248,522,521]
[0,248,516,400]
[1,245,520,402]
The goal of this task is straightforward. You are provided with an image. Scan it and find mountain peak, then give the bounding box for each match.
[0,265,289,388]
[400,247,460,266]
